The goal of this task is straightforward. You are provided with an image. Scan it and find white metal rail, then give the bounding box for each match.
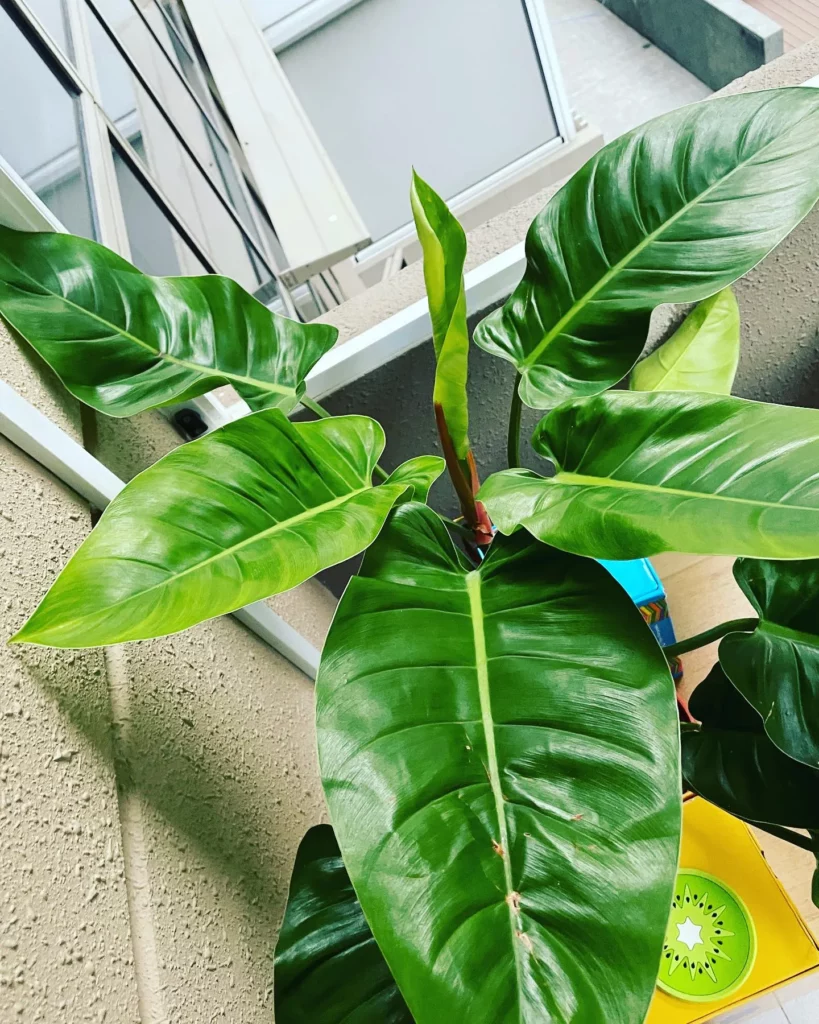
[0,380,321,679]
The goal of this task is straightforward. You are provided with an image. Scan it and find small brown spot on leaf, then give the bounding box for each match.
[516,930,534,953]
[507,891,521,913]
[492,840,505,857]
[571,814,584,821]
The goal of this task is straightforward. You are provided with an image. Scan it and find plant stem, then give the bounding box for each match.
[440,514,473,539]
[301,394,389,481]
[507,373,523,469]
[300,394,331,419]
[664,617,759,659]
[751,821,817,853]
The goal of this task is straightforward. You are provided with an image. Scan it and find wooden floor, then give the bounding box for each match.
[747,0,819,50]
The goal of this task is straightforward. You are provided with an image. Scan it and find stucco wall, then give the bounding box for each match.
[0,320,335,1022]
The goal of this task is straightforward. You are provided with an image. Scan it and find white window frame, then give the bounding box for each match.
[257,0,577,273]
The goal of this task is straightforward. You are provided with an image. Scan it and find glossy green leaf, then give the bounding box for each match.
[630,289,740,394]
[474,88,819,409]
[682,664,819,828]
[480,391,819,560]
[274,825,411,1023]
[720,558,819,768]
[384,455,445,504]
[317,502,680,1024]
[0,225,337,416]
[13,412,431,648]
[410,171,470,460]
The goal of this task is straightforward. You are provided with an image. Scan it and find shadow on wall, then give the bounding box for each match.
[10,604,322,977]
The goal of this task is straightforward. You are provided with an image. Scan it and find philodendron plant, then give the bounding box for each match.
[5,87,819,1022]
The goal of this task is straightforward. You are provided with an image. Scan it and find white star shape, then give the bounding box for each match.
[676,917,704,952]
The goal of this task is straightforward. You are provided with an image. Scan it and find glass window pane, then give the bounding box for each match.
[0,4,95,238]
[85,6,268,289]
[24,0,70,53]
[112,145,206,276]
[86,0,217,175]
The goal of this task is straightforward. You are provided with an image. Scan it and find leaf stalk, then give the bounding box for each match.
[664,617,759,659]
[507,373,523,469]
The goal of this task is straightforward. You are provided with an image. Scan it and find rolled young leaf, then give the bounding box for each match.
[720,558,819,768]
[13,412,441,647]
[0,225,337,416]
[480,391,819,560]
[630,288,740,394]
[383,454,445,504]
[682,664,819,828]
[274,825,411,1024]
[410,171,470,460]
[474,88,819,409]
[317,502,680,1024]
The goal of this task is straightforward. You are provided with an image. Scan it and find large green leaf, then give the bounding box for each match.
[474,88,819,409]
[410,171,470,461]
[682,664,819,828]
[480,391,819,560]
[274,825,411,1023]
[0,225,337,416]
[316,502,680,1023]
[12,413,440,648]
[630,289,740,394]
[720,558,819,768]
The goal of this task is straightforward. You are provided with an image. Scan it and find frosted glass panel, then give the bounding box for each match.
[278,0,559,240]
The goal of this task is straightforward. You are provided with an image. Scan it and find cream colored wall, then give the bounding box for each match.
[0,318,335,1022]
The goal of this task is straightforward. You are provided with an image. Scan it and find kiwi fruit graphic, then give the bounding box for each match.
[656,869,756,1002]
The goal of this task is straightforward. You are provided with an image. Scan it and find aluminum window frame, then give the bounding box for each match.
[81,0,280,286]
[2,0,294,302]
[88,0,282,267]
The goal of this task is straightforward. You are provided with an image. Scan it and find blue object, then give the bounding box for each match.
[599,558,664,606]
[599,558,678,649]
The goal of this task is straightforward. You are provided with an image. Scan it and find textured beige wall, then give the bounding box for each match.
[0,322,140,1022]
[1,319,335,1022]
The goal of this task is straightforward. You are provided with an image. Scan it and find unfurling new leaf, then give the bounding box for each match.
[411,171,470,460]
[631,288,740,394]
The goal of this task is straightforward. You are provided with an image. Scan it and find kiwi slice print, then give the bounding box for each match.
[657,869,756,1003]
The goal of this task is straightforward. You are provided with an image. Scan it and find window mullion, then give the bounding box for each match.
[63,0,133,254]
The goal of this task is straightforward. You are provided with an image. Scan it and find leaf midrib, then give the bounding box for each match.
[758,619,819,648]
[522,106,812,370]
[465,570,525,1000]
[27,484,376,638]
[554,472,819,512]
[4,269,294,397]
